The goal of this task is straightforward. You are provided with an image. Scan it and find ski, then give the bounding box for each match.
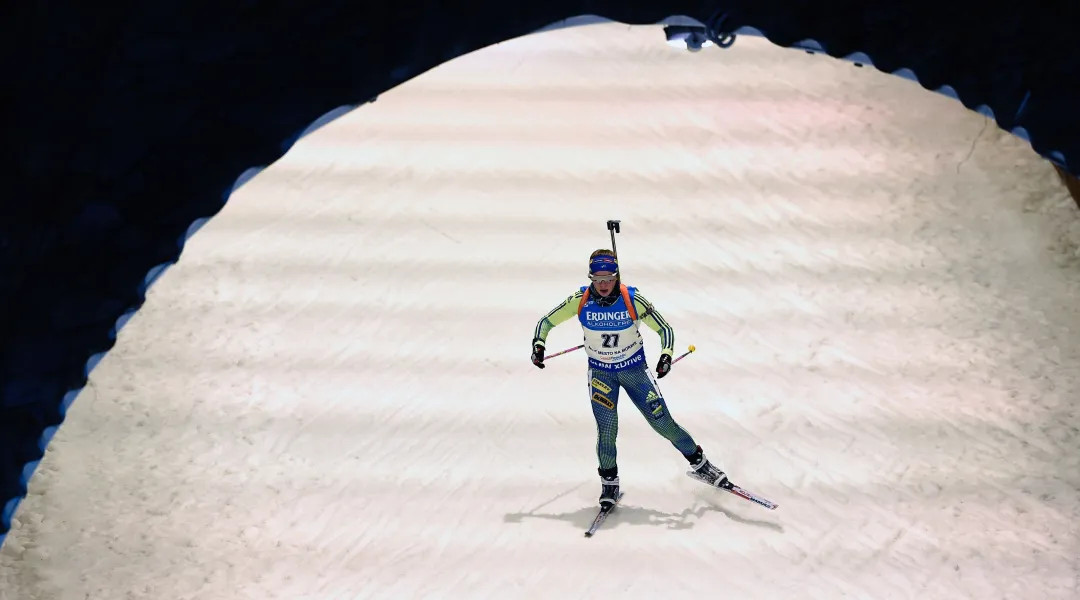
[720,481,778,510]
[584,491,624,537]
[690,473,778,510]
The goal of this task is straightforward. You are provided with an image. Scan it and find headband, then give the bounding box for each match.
[589,255,618,275]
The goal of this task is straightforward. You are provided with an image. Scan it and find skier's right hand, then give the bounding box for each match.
[531,344,546,369]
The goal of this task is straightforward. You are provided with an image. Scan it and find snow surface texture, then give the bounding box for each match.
[3,23,1080,600]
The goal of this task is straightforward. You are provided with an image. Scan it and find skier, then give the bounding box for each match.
[530,249,729,509]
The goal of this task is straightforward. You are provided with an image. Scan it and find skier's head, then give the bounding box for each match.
[588,249,619,297]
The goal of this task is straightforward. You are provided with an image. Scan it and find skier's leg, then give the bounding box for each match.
[618,366,729,486]
[618,366,698,456]
[589,367,620,470]
[588,368,621,506]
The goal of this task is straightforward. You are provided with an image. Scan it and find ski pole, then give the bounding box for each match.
[671,344,696,365]
[544,344,584,360]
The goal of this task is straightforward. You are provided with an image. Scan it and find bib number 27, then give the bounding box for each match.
[601,334,620,348]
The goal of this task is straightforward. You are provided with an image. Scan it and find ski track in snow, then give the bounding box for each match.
[3,23,1080,600]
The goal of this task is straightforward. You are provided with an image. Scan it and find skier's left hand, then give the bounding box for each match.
[656,354,672,378]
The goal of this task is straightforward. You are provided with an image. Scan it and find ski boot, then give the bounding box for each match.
[598,467,620,508]
[685,445,730,488]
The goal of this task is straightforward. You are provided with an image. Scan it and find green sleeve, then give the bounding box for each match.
[533,290,585,347]
[634,291,675,357]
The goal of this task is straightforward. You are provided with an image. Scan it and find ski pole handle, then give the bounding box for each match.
[544,344,585,360]
[671,344,696,365]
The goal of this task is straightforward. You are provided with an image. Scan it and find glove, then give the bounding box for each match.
[531,343,546,369]
[656,353,672,378]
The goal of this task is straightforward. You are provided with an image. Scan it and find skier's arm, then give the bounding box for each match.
[533,290,585,347]
[634,292,675,357]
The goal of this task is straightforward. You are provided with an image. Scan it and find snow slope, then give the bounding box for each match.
[3,22,1079,600]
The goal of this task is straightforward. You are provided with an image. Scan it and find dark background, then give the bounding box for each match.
[3,0,1079,545]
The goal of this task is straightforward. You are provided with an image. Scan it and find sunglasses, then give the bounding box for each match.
[588,273,618,283]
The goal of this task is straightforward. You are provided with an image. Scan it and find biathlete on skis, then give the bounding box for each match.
[531,249,729,508]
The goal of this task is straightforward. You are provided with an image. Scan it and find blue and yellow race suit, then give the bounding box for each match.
[533,284,699,472]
